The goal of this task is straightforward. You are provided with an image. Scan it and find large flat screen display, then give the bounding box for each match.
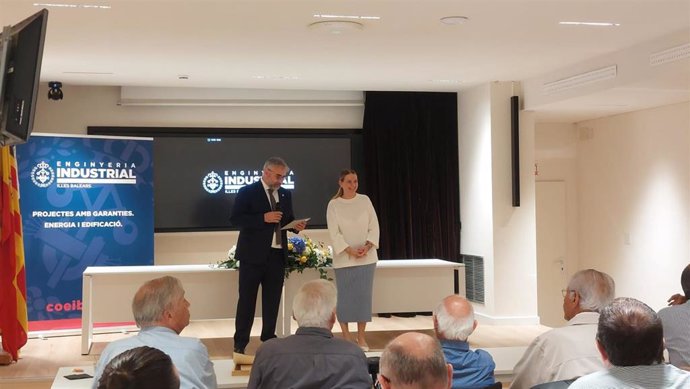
[88,127,362,232]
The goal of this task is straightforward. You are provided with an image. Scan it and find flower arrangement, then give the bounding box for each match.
[216,235,333,280]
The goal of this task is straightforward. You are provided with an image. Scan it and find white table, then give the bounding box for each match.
[281,259,464,337]
[82,260,464,355]
[81,265,247,355]
[52,359,247,389]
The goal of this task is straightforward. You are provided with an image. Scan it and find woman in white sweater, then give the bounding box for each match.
[326,169,380,350]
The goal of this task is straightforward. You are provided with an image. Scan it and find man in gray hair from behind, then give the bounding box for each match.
[433,295,496,389]
[247,279,371,389]
[511,269,615,389]
[378,332,452,389]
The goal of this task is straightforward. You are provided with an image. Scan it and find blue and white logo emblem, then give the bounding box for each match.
[202,171,223,194]
[31,161,55,188]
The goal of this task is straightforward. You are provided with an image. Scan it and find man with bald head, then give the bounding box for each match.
[511,269,615,389]
[433,295,495,388]
[378,332,452,389]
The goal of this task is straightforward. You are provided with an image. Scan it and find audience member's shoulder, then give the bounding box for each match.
[474,348,496,361]
[658,303,687,316]
[567,370,607,388]
[173,334,209,351]
[332,337,368,355]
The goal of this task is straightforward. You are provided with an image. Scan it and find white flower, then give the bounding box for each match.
[228,245,237,260]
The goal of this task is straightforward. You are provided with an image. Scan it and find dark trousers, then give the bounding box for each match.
[233,249,285,352]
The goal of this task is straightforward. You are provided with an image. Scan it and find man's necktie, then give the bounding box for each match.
[268,188,282,246]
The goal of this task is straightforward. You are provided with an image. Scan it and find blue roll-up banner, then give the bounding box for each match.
[16,133,154,327]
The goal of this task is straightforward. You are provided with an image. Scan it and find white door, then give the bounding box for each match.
[536,181,568,327]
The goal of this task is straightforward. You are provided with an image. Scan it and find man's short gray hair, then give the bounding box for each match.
[433,299,474,341]
[292,279,336,328]
[567,269,615,312]
[379,332,448,388]
[132,276,184,328]
[263,157,288,171]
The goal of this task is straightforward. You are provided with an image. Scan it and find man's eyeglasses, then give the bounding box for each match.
[265,167,286,180]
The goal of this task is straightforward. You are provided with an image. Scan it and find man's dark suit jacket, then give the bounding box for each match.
[230,180,295,263]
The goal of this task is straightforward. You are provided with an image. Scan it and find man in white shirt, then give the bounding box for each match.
[510,269,615,389]
[569,297,690,389]
[92,276,217,389]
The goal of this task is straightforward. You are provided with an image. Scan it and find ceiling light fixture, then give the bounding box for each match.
[430,79,462,84]
[33,3,111,9]
[62,71,114,75]
[559,21,620,27]
[313,14,380,20]
[308,21,364,34]
[440,16,469,25]
[252,75,300,80]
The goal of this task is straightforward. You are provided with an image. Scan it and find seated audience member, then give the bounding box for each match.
[377,332,452,389]
[433,295,495,389]
[658,264,690,369]
[510,269,615,389]
[569,297,690,388]
[96,346,179,389]
[247,279,371,389]
[92,276,217,389]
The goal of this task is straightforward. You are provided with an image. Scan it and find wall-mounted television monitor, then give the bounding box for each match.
[88,127,364,232]
[0,9,48,146]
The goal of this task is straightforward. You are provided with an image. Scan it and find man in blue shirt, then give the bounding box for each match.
[433,295,496,389]
[92,276,217,389]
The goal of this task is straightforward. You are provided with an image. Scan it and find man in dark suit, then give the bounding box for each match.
[231,157,307,359]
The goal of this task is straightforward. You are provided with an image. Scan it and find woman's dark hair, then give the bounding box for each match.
[97,346,179,389]
[681,264,690,297]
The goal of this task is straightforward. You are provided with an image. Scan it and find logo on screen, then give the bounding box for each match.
[202,169,295,194]
[30,161,55,188]
[202,171,223,194]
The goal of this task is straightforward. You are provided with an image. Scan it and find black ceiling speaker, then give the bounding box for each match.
[511,95,520,207]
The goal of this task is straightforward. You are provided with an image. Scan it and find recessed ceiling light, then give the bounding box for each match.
[559,21,620,27]
[313,14,380,20]
[252,75,300,81]
[430,79,462,84]
[33,3,111,9]
[308,21,364,34]
[62,71,114,75]
[440,16,469,25]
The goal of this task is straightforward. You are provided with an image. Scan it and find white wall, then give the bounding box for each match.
[459,82,539,324]
[535,102,690,312]
[576,102,690,311]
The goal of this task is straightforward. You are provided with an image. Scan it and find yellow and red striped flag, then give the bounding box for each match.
[0,145,28,361]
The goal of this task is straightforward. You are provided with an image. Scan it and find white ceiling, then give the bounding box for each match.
[2,0,690,123]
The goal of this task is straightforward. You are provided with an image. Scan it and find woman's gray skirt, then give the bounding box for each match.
[334,262,376,323]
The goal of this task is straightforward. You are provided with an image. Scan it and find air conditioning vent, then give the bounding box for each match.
[650,43,690,66]
[462,254,485,303]
[542,65,617,95]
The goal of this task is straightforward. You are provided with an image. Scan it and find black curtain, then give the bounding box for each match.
[363,92,460,261]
